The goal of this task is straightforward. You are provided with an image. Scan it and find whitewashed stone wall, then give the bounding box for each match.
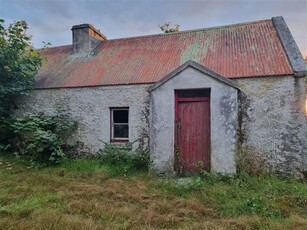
[18,74,306,177]
[18,84,151,152]
[236,76,307,176]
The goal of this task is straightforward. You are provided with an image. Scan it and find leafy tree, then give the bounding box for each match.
[0,19,78,165]
[159,22,180,33]
[0,19,43,117]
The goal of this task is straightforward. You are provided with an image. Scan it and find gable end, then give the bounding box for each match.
[272,16,307,77]
[148,60,239,92]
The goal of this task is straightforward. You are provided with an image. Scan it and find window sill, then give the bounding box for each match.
[110,139,129,143]
[109,141,132,150]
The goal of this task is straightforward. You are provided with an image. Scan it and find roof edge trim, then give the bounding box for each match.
[272,16,306,77]
[148,60,239,92]
[34,82,154,90]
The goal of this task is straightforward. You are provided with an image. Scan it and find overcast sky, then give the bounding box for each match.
[0,0,306,57]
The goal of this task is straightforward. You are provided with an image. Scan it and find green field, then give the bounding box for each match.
[0,157,306,229]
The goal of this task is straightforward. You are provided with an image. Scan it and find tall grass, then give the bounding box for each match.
[0,156,306,229]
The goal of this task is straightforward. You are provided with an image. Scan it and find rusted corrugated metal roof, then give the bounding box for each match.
[36,18,293,88]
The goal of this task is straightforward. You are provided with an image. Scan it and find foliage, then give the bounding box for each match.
[159,22,180,33]
[239,195,276,217]
[1,113,77,165]
[0,19,46,117]
[97,143,151,175]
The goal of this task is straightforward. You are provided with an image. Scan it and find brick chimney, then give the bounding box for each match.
[71,24,107,54]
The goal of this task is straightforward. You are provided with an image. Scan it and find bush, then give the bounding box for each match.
[1,113,77,165]
[97,143,151,173]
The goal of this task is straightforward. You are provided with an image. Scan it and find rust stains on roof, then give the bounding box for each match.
[36,19,293,88]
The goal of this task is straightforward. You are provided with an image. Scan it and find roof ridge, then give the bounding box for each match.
[106,18,273,42]
[38,44,72,52]
[42,18,274,49]
[46,44,72,49]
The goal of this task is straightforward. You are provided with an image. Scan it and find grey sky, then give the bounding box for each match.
[0,0,306,56]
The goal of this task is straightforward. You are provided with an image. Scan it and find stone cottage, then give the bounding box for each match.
[20,17,307,176]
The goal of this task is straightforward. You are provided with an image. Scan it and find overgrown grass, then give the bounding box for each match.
[0,156,306,229]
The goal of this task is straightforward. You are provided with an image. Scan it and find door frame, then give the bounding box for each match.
[174,89,211,173]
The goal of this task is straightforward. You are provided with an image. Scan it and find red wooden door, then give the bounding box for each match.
[175,97,210,173]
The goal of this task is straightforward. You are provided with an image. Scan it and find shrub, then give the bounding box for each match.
[2,113,77,165]
[97,143,151,173]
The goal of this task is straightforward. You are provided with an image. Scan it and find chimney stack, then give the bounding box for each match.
[71,24,107,55]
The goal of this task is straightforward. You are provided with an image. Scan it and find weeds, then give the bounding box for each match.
[236,144,271,176]
[0,156,306,229]
[96,143,151,176]
[0,112,77,165]
[239,195,278,217]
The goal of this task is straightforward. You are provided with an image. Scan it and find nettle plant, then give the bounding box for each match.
[7,113,77,165]
[97,143,151,173]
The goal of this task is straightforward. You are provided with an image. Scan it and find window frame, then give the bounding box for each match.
[110,107,129,142]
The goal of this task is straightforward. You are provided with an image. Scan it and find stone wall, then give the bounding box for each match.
[18,84,151,152]
[18,72,306,177]
[236,76,307,176]
[150,67,238,175]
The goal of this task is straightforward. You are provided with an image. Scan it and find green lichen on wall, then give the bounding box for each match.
[238,77,278,97]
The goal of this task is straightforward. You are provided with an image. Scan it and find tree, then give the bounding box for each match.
[159,22,180,33]
[0,19,43,117]
[0,20,77,165]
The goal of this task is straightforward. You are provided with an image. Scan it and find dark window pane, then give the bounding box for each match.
[113,110,128,123]
[177,89,210,98]
[114,125,129,138]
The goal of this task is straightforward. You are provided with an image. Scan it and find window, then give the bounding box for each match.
[110,108,129,141]
[177,88,210,98]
